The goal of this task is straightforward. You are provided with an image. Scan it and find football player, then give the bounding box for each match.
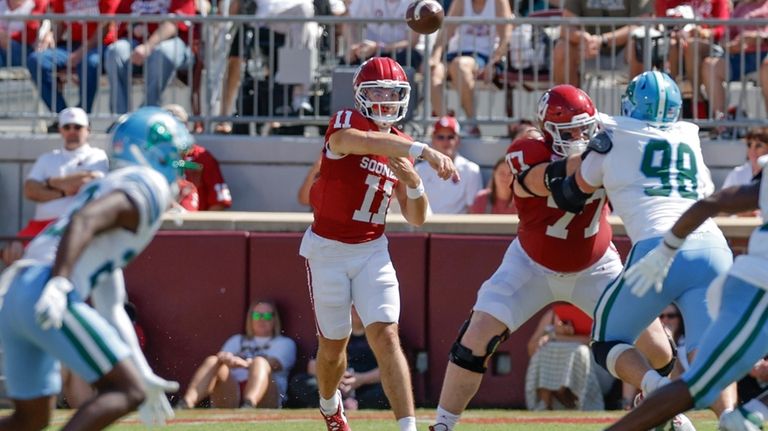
[429,84,678,431]
[558,71,737,430]
[0,107,188,430]
[299,56,457,431]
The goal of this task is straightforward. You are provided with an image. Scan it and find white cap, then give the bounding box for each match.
[58,107,89,127]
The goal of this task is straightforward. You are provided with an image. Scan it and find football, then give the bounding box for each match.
[405,0,444,35]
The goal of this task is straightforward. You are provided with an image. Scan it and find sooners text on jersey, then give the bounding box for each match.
[310,109,409,244]
[507,137,612,272]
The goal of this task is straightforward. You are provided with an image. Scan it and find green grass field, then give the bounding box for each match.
[38,408,720,430]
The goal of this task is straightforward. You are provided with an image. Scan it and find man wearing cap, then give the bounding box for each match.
[1,107,108,265]
[415,116,483,214]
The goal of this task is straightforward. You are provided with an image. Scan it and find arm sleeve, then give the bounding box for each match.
[26,155,49,182]
[220,335,241,353]
[579,151,606,188]
[465,166,484,208]
[90,269,155,378]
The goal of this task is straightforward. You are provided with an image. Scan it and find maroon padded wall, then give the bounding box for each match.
[427,234,543,408]
[124,231,250,395]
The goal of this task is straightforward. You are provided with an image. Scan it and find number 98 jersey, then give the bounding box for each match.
[310,109,407,244]
[507,136,612,273]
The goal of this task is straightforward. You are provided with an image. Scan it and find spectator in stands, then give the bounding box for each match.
[104,0,196,114]
[345,0,423,71]
[178,300,297,409]
[738,357,768,404]
[655,0,730,83]
[723,126,768,189]
[1,108,107,265]
[469,157,516,214]
[525,304,606,410]
[430,0,513,137]
[164,104,233,210]
[701,0,768,127]
[27,0,119,124]
[658,303,687,376]
[553,0,650,87]
[289,306,388,410]
[416,115,483,214]
[0,0,46,68]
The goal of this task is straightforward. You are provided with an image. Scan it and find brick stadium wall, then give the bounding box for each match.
[121,228,707,408]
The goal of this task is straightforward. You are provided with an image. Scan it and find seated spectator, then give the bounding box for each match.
[288,306,388,410]
[658,303,687,377]
[739,357,768,404]
[723,127,768,189]
[469,157,516,214]
[416,116,483,214]
[525,304,606,411]
[553,0,650,86]
[164,104,233,210]
[430,0,513,137]
[345,0,423,71]
[27,0,119,123]
[178,300,296,409]
[105,0,196,114]
[1,108,107,265]
[0,0,46,68]
[701,0,768,126]
[655,0,729,83]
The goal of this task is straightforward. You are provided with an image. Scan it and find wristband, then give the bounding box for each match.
[408,142,427,160]
[662,230,685,250]
[406,181,425,199]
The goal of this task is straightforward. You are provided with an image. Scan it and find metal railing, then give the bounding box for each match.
[0,14,765,135]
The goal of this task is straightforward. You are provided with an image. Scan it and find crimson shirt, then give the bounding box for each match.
[507,137,612,273]
[51,0,120,45]
[310,109,409,244]
[115,0,195,42]
[184,144,231,211]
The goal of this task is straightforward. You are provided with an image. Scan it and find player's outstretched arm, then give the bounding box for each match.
[514,155,584,198]
[389,157,429,226]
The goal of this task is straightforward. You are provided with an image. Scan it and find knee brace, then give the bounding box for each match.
[448,316,510,374]
[655,335,678,377]
[591,341,633,379]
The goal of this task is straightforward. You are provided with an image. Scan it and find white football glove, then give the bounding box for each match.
[138,373,180,427]
[625,241,678,298]
[34,276,74,330]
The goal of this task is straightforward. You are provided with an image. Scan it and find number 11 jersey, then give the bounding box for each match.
[310,109,407,244]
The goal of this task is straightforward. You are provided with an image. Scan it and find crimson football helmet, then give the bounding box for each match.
[537,85,598,157]
[353,57,411,129]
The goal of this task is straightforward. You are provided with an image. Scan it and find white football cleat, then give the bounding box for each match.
[719,407,764,431]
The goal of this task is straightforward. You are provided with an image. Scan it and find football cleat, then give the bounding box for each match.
[719,407,764,431]
[429,424,450,431]
[321,403,351,431]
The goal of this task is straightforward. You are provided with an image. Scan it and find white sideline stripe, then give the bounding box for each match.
[689,292,768,395]
[653,71,666,122]
[63,312,112,374]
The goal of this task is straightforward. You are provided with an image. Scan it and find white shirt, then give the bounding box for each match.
[348,0,412,46]
[580,114,719,243]
[446,0,497,56]
[416,153,483,214]
[722,162,755,189]
[26,144,108,221]
[220,334,297,400]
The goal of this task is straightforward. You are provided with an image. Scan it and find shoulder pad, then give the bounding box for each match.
[587,131,613,154]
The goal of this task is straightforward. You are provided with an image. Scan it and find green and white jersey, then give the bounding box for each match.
[581,113,720,243]
[24,166,172,300]
[730,165,768,289]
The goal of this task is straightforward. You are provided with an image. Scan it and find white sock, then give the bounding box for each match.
[745,399,768,420]
[436,406,460,430]
[319,391,340,416]
[640,371,669,395]
[398,416,417,431]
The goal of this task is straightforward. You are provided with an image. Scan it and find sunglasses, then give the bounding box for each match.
[659,313,680,319]
[252,311,274,321]
[61,124,85,131]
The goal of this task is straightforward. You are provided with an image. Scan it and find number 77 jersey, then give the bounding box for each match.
[580,114,717,244]
[508,136,612,273]
[310,109,406,244]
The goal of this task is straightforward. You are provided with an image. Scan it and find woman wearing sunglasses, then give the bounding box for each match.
[177,300,297,409]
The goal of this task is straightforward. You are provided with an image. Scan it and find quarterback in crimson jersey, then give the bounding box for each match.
[300,57,457,431]
[430,85,675,431]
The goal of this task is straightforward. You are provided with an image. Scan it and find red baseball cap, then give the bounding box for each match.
[433,116,460,135]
